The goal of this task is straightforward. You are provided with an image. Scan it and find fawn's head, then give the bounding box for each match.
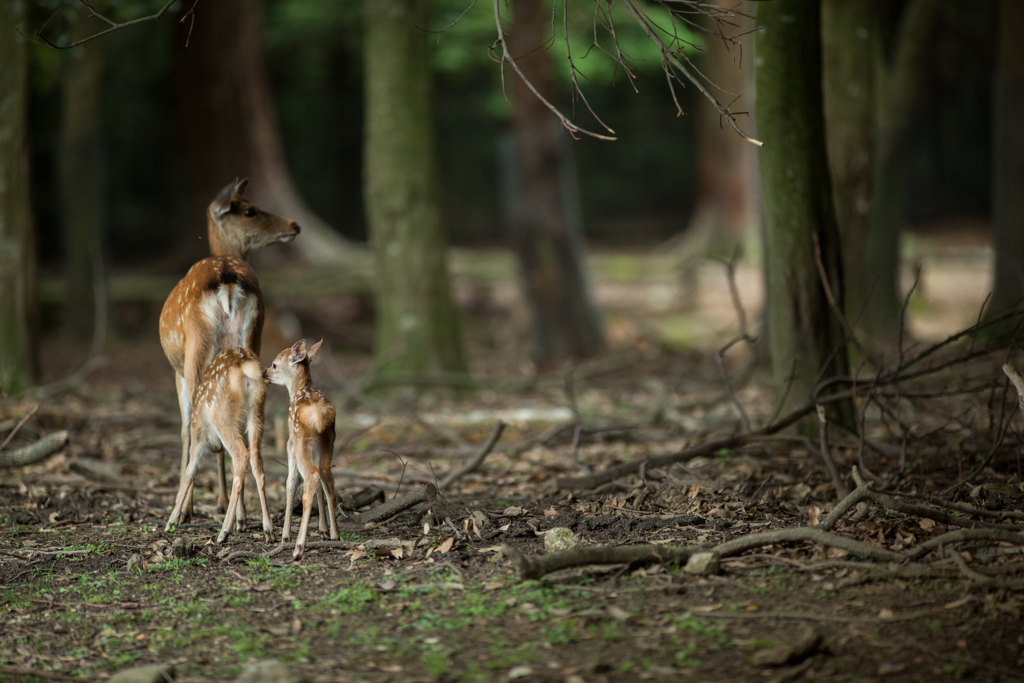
[207,178,300,259]
[264,338,323,388]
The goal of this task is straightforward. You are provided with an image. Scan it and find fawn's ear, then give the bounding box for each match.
[233,177,249,196]
[289,339,308,365]
[306,339,324,364]
[211,179,238,217]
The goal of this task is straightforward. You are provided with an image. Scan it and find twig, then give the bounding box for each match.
[490,0,616,141]
[621,0,762,146]
[815,404,849,499]
[438,421,506,491]
[25,0,178,49]
[0,404,40,450]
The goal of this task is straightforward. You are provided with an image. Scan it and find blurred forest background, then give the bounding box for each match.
[0,0,1013,396]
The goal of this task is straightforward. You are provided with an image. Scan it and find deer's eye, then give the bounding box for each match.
[272,363,277,369]
[244,208,256,217]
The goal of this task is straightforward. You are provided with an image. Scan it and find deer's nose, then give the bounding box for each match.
[291,222,300,234]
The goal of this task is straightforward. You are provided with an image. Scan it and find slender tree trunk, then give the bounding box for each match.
[364,0,466,376]
[988,0,1024,335]
[863,0,941,344]
[59,20,107,345]
[174,0,352,266]
[507,0,605,368]
[0,0,39,394]
[756,0,849,426]
[822,0,875,334]
[682,31,758,258]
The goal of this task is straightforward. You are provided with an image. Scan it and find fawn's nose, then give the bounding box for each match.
[291,222,300,234]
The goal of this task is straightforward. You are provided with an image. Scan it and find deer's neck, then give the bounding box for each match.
[207,212,249,260]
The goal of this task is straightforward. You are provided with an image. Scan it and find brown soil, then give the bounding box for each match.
[2,244,1023,683]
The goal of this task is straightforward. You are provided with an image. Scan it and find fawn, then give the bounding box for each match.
[264,339,339,560]
[159,178,298,526]
[165,348,274,543]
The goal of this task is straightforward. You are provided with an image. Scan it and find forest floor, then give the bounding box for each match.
[3,226,1024,683]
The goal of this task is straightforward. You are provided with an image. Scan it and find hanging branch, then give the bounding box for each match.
[490,0,616,141]
[622,0,762,146]
[23,0,190,50]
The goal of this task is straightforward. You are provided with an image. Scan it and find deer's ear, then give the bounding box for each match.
[289,339,308,364]
[234,177,249,197]
[211,179,238,217]
[306,339,324,364]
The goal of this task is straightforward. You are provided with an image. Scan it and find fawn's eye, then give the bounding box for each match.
[272,363,277,369]
[244,208,256,217]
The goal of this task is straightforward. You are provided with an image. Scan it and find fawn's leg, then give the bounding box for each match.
[282,445,300,543]
[167,437,210,530]
[248,432,274,543]
[216,435,249,544]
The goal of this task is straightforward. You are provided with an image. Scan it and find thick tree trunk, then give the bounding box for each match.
[988,0,1024,334]
[174,0,352,266]
[0,0,39,394]
[59,21,107,344]
[507,0,605,367]
[822,0,875,333]
[363,0,466,376]
[756,0,849,425]
[862,0,941,345]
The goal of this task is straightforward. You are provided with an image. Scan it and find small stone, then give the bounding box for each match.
[502,506,526,517]
[508,664,533,679]
[236,659,308,683]
[471,510,492,528]
[683,552,719,575]
[126,554,146,573]
[543,527,579,553]
[109,663,175,683]
[171,537,192,559]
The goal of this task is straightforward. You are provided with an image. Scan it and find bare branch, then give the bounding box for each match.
[24,0,180,50]
[490,0,616,141]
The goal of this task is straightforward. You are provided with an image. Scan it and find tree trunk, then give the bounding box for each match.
[363,0,466,376]
[681,28,759,260]
[756,0,849,425]
[0,0,39,394]
[174,0,352,266]
[988,0,1024,335]
[822,0,875,334]
[507,0,605,368]
[863,0,941,345]
[59,18,107,345]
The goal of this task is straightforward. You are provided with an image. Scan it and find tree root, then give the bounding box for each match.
[500,543,694,581]
[340,484,439,525]
[0,430,69,468]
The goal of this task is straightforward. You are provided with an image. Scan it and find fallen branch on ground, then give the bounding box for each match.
[438,421,505,491]
[0,430,69,468]
[340,484,439,525]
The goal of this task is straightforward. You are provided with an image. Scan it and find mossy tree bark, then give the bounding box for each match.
[59,18,107,344]
[756,0,849,425]
[822,0,875,335]
[0,0,39,394]
[507,0,605,368]
[363,0,466,376]
[988,0,1024,336]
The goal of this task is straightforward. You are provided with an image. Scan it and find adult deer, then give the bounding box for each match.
[264,339,339,560]
[159,178,299,524]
